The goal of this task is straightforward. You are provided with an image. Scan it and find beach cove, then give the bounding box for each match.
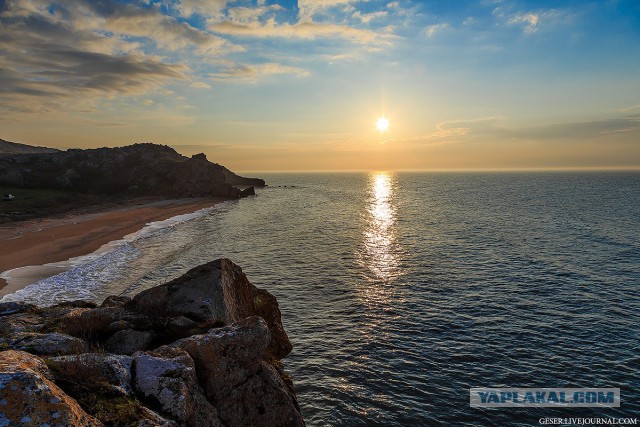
[0,197,225,295]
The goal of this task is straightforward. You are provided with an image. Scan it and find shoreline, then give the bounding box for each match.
[0,197,227,295]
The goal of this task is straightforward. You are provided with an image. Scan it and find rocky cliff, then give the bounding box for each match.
[0,143,264,199]
[0,259,305,427]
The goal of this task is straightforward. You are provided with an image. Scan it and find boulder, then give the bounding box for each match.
[0,350,102,426]
[11,332,88,355]
[0,311,44,336]
[0,301,39,316]
[175,316,270,403]
[128,258,292,359]
[217,361,305,427]
[105,329,155,355]
[48,353,134,396]
[133,346,221,427]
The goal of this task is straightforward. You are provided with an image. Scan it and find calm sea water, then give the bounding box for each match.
[4,172,640,425]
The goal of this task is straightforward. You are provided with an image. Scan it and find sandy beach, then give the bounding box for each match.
[0,197,225,294]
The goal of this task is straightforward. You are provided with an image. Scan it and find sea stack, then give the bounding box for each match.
[0,259,305,427]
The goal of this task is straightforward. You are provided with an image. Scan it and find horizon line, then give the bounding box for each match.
[237,167,640,174]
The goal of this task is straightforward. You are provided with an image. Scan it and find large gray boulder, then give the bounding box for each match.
[0,350,102,426]
[133,346,222,427]
[128,258,292,359]
[10,332,88,355]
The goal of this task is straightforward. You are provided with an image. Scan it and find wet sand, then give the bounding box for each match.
[0,198,225,293]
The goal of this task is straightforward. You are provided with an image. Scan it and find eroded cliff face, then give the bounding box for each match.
[0,259,304,427]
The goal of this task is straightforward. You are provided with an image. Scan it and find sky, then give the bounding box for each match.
[1,0,639,171]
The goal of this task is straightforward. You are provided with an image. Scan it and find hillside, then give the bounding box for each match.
[0,142,264,221]
[0,138,60,155]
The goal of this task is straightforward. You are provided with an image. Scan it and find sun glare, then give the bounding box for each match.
[376,117,389,132]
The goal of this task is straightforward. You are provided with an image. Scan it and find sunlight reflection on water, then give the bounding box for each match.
[355,172,404,312]
[362,171,398,282]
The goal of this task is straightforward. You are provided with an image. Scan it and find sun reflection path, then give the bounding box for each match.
[362,171,399,283]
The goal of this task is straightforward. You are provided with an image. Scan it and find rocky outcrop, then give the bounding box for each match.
[128,258,292,359]
[0,259,304,427]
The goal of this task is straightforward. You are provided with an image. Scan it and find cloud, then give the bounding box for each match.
[0,0,235,115]
[209,19,394,45]
[424,23,449,38]
[0,34,187,114]
[514,117,640,139]
[69,1,232,56]
[352,10,388,25]
[177,0,228,18]
[508,12,539,33]
[190,82,212,89]
[429,115,640,142]
[297,0,356,22]
[619,104,640,113]
[505,9,569,34]
[209,63,310,82]
[224,5,283,24]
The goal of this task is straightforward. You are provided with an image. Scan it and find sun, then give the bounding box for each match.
[376,117,389,132]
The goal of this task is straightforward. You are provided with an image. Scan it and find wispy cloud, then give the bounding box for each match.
[209,19,395,45]
[352,10,388,25]
[504,8,570,34]
[424,23,449,38]
[508,12,540,33]
[421,115,640,143]
[297,0,357,22]
[209,63,310,82]
[619,104,640,113]
[175,0,228,19]
[190,82,212,89]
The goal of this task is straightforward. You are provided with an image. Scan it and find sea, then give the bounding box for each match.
[2,172,639,426]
